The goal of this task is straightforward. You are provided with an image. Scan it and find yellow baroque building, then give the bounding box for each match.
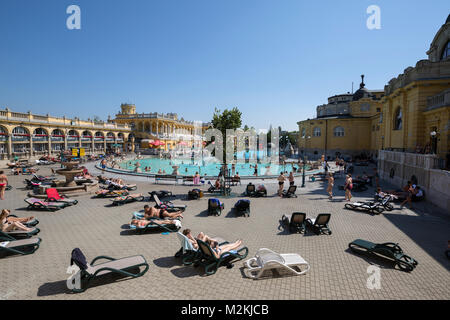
[298,15,450,167]
[0,108,131,160]
[114,104,210,151]
[297,75,384,160]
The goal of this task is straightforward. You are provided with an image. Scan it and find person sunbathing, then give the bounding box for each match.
[143,205,183,219]
[0,209,34,232]
[130,218,181,228]
[182,229,214,250]
[1,209,35,224]
[206,238,243,259]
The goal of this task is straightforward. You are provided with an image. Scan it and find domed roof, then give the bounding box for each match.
[352,75,370,101]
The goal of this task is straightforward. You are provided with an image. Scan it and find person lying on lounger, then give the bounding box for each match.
[1,209,35,224]
[130,218,180,228]
[206,238,243,259]
[143,205,183,219]
[182,228,214,250]
[0,209,34,232]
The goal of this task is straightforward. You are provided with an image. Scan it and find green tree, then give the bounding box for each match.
[211,107,242,163]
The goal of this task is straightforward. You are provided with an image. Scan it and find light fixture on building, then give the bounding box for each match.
[430,131,437,137]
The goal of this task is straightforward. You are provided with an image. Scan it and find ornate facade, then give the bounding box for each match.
[0,108,131,160]
[114,104,210,151]
[297,75,384,160]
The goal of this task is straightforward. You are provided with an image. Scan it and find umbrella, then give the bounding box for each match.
[178,141,188,146]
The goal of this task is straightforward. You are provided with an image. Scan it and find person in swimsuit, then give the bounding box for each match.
[130,218,180,228]
[277,172,286,197]
[344,174,353,202]
[0,171,8,200]
[326,172,334,199]
[206,238,243,259]
[182,229,214,250]
[1,209,35,224]
[0,209,34,232]
[288,172,295,186]
[143,205,183,220]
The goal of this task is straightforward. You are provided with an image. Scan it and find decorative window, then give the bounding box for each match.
[441,41,450,60]
[301,128,306,138]
[333,126,345,137]
[313,127,321,137]
[360,103,370,112]
[394,107,402,130]
[379,113,383,123]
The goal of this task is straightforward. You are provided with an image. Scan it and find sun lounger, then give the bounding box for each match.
[152,194,187,212]
[0,236,41,257]
[149,190,173,200]
[234,199,250,217]
[129,219,182,234]
[7,214,39,227]
[245,183,256,196]
[95,189,129,198]
[305,213,332,235]
[345,201,384,215]
[280,212,306,234]
[282,185,298,198]
[46,188,78,206]
[69,248,149,293]
[196,239,248,275]
[349,239,418,272]
[243,248,310,279]
[24,198,67,211]
[107,182,137,191]
[111,194,145,206]
[0,227,40,240]
[174,232,227,266]
[208,198,224,216]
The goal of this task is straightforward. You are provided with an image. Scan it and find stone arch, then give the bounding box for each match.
[51,128,65,136]
[12,126,30,135]
[82,130,93,138]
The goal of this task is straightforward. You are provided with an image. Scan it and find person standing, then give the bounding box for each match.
[326,172,334,199]
[101,158,107,173]
[373,167,380,188]
[288,171,295,186]
[344,174,353,202]
[0,171,8,200]
[277,172,286,197]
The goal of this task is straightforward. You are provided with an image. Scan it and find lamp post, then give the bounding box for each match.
[301,135,311,188]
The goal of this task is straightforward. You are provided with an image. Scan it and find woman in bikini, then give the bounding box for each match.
[277,172,286,197]
[344,174,353,202]
[0,209,34,232]
[130,218,180,228]
[1,209,35,224]
[326,172,334,199]
[0,171,8,200]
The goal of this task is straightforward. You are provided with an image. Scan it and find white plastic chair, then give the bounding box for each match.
[243,248,310,279]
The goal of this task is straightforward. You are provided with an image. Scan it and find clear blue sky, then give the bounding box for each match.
[0,0,448,131]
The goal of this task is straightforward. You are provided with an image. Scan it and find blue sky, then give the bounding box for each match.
[0,0,448,131]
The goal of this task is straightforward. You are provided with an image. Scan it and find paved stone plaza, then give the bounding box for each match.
[0,162,449,300]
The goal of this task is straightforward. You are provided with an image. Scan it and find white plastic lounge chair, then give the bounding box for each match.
[243,248,310,279]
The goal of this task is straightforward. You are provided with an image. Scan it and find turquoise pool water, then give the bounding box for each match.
[119,157,307,177]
